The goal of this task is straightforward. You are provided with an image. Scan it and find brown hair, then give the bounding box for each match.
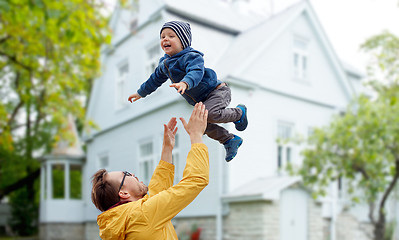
[91,169,120,212]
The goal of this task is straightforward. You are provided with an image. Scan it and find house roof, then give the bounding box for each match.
[164,0,266,33]
[222,176,302,202]
[48,115,84,158]
[215,1,307,79]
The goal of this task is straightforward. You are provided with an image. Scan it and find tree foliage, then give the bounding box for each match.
[291,31,399,240]
[0,0,111,196]
[0,0,114,235]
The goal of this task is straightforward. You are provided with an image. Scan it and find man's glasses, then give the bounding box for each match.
[118,171,132,192]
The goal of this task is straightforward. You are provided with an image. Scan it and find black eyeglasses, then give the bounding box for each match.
[118,171,132,192]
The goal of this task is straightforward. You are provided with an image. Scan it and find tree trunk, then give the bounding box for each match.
[374,217,385,240]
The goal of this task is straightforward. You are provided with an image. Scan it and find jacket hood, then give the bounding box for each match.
[97,208,127,239]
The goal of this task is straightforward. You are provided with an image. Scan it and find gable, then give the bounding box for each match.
[215,1,355,109]
[243,12,349,108]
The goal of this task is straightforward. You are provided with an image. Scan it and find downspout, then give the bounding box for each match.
[216,144,224,240]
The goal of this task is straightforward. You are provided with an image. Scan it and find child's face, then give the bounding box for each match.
[160,28,183,56]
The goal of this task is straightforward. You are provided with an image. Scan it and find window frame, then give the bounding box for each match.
[292,35,310,82]
[115,60,129,110]
[276,121,295,172]
[138,139,155,186]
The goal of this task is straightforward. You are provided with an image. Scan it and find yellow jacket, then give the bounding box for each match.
[97,143,209,239]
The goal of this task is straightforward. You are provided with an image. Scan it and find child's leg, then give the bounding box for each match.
[205,123,234,144]
[203,84,242,124]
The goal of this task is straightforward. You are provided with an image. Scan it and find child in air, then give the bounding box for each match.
[128,21,248,162]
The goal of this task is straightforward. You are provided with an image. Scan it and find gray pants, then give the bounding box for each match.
[203,84,242,144]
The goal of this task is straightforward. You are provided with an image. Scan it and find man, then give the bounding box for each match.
[91,102,209,239]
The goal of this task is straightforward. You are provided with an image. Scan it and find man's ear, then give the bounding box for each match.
[118,190,131,200]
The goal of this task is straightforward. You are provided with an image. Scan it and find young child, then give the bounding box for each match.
[128,21,248,162]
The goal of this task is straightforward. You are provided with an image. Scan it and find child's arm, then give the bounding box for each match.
[128,92,142,103]
[128,58,168,103]
[179,53,205,90]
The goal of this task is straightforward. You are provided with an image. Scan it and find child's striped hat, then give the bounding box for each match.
[160,21,192,49]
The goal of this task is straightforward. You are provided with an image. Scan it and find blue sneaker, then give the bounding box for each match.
[234,104,248,131]
[224,135,243,162]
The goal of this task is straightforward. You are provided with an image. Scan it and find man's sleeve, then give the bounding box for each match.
[142,143,209,229]
[148,160,174,197]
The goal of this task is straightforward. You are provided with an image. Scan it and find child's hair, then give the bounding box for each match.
[160,21,192,49]
[91,169,119,212]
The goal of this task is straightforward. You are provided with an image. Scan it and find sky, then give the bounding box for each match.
[251,0,399,72]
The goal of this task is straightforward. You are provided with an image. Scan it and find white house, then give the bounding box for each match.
[39,0,386,239]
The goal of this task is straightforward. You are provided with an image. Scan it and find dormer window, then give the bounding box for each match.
[293,36,309,81]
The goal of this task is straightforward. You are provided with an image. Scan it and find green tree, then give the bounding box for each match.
[0,0,115,235]
[291,31,399,240]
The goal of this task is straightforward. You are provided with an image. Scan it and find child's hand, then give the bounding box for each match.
[128,93,142,103]
[170,82,188,95]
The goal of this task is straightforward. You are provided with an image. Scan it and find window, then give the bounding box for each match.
[277,121,294,170]
[70,164,82,199]
[98,154,109,169]
[52,164,65,199]
[146,44,162,77]
[293,36,309,80]
[116,63,129,109]
[139,141,154,185]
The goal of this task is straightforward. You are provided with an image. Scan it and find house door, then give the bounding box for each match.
[280,188,308,240]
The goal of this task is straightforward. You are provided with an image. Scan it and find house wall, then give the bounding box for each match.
[78,2,373,240]
[226,82,336,192]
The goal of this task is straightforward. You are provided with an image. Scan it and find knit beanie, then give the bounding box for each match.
[160,21,192,49]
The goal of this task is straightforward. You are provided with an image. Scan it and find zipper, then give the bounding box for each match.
[163,60,197,104]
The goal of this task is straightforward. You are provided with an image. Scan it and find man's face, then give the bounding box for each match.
[107,171,148,200]
[160,28,183,56]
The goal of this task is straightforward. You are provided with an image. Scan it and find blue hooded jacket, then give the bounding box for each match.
[137,47,221,106]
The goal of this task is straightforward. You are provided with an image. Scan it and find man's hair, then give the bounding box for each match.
[91,169,119,212]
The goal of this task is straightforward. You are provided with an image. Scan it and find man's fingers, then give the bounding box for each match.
[167,117,177,129]
[179,117,187,129]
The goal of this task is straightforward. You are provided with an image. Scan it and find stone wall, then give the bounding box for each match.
[173,216,216,240]
[223,200,279,240]
[336,212,373,240]
[40,223,85,240]
[84,222,100,240]
[307,200,325,240]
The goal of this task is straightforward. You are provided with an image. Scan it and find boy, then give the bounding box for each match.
[128,21,248,162]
